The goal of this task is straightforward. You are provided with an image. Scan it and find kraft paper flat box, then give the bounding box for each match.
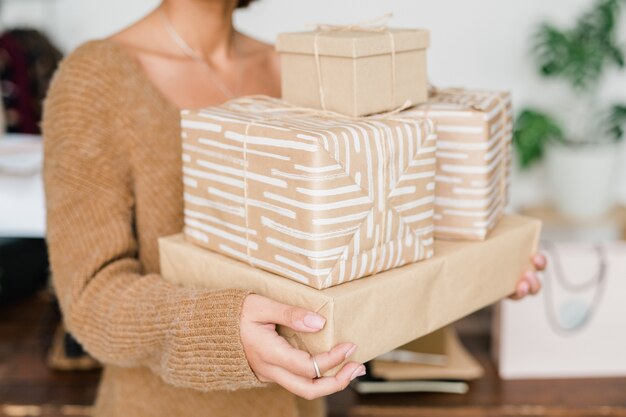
[180,96,437,290]
[276,28,430,117]
[159,214,541,376]
[375,328,447,366]
[400,327,446,357]
[403,89,513,241]
[371,327,484,381]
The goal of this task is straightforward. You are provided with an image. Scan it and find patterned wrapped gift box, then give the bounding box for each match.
[403,89,513,241]
[180,96,437,289]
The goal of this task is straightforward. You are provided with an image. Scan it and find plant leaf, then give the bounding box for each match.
[514,109,565,169]
[606,104,626,141]
[532,0,626,90]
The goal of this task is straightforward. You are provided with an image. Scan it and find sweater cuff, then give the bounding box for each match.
[162,288,264,391]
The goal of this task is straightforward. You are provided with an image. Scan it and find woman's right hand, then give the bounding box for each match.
[240,294,365,400]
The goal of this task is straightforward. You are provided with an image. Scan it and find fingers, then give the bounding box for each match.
[263,342,358,379]
[532,253,547,271]
[510,270,542,300]
[509,253,547,300]
[524,270,542,294]
[241,295,364,394]
[266,361,365,400]
[510,279,530,300]
[247,294,326,333]
[311,343,358,377]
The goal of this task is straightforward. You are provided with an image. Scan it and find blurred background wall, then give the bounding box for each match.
[2,0,626,208]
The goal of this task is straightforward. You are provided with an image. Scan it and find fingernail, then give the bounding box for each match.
[533,254,546,268]
[303,314,326,330]
[351,365,366,381]
[345,344,357,359]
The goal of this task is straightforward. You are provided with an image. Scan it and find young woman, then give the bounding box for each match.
[43,1,546,416]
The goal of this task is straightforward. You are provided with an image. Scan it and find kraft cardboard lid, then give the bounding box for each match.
[276,28,430,58]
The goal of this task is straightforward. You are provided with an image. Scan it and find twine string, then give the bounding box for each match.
[313,32,327,110]
[307,13,393,33]
[307,13,398,112]
[389,32,397,110]
[496,94,510,211]
[230,95,413,122]
[242,122,254,266]
[375,124,389,275]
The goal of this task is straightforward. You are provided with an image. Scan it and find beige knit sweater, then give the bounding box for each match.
[43,40,324,417]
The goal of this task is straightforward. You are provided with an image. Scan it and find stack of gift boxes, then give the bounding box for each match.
[160,22,541,374]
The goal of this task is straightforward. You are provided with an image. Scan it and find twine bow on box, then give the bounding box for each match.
[306,13,400,113]
[308,13,393,32]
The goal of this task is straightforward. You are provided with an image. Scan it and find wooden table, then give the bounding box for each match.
[327,332,626,417]
[2,295,625,417]
[0,293,99,417]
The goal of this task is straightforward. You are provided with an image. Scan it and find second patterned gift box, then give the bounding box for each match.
[404,88,513,241]
[180,96,437,289]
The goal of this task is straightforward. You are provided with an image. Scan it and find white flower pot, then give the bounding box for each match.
[545,143,620,221]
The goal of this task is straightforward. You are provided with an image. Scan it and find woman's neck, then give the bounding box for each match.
[160,0,237,62]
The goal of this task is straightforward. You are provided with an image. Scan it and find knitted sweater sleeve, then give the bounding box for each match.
[42,43,262,392]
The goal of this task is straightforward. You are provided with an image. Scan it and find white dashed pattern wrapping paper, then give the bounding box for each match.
[180,96,438,289]
[404,89,513,241]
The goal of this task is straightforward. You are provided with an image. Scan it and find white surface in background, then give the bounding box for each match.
[1,0,626,209]
[497,242,626,379]
[0,135,45,238]
[0,134,43,174]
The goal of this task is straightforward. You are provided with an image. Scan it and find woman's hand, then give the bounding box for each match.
[240,294,364,400]
[509,253,547,300]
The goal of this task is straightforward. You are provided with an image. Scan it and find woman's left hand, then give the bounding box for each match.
[509,253,547,300]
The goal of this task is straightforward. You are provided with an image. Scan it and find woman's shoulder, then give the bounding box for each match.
[239,34,280,74]
[48,38,146,111]
[60,39,136,76]
[240,35,276,59]
[44,40,138,135]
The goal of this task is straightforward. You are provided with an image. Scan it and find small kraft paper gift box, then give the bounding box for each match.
[403,89,513,241]
[180,96,437,290]
[276,20,430,117]
[160,215,542,376]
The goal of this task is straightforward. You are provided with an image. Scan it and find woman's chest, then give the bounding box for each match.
[135,52,281,109]
[126,102,183,198]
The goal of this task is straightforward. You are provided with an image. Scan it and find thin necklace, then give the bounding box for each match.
[159,8,243,100]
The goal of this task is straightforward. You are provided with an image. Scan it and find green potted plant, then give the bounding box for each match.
[515,0,626,220]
